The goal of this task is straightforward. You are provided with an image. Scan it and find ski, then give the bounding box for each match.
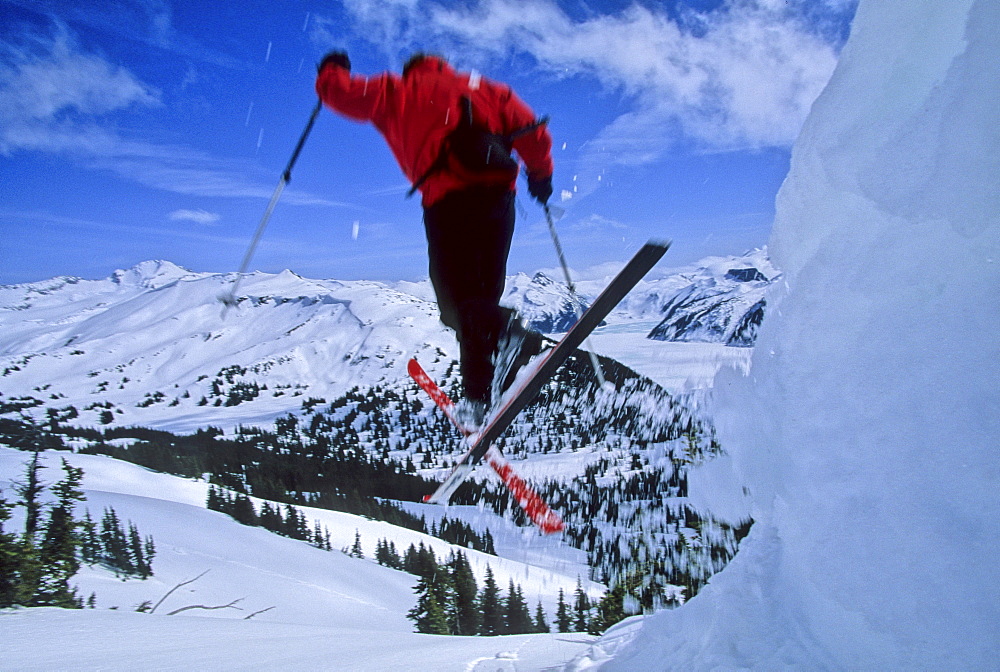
[420,239,669,507]
[408,358,565,534]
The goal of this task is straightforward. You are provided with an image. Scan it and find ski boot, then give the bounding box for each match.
[453,397,487,431]
[492,314,549,402]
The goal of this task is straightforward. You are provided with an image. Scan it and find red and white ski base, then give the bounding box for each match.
[408,358,564,534]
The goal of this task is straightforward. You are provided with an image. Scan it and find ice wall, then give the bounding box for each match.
[597,0,1000,669]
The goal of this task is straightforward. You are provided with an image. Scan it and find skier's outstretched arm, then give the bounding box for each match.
[315,52,390,124]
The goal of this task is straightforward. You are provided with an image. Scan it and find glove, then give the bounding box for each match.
[527,173,553,205]
[318,50,351,73]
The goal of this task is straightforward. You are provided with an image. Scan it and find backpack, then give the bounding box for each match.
[407,95,548,198]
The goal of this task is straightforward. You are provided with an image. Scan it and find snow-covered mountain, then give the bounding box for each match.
[0,260,455,433]
[0,251,771,433]
[502,271,583,333]
[645,249,775,347]
[502,249,777,346]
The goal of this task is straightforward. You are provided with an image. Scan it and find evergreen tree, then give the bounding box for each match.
[407,562,456,635]
[573,577,591,632]
[555,588,572,633]
[278,503,294,536]
[375,538,402,569]
[36,459,85,606]
[504,579,532,634]
[350,529,364,558]
[414,542,437,579]
[142,536,156,577]
[14,451,46,540]
[230,493,256,526]
[430,564,458,633]
[407,574,450,635]
[100,508,131,576]
[478,566,503,636]
[127,522,154,579]
[6,455,49,606]
[403,543,420,574]
[290,507,309,540]
[80,511,100,565]
[11,537,43,607]
[258,501,282,531]
[95,507,153,579]
[595,572,644,633]
[206,485,222,512]
[449,551,479,636]
[534,599,549,633]
[0,489,18,608]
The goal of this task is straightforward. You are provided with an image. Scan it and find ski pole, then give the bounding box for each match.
[220,99,324,315]
[543,204,607,388]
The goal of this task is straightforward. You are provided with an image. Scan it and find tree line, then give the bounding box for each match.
[207,485,496,556]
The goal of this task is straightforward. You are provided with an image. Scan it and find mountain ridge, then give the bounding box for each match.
[1,249,774,433]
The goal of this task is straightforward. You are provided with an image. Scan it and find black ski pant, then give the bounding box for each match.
[423,185,515,405]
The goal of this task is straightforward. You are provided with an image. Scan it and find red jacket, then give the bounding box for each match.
[316,56,553,207]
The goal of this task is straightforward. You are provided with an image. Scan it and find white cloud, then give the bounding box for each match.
[0,23,159,139]
[168,209,220,225]
[336,0,848,161]
[0,22,350,208]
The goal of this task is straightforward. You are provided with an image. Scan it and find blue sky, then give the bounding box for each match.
[0,0,856,285]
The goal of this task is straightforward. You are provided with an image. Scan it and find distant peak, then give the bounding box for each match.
[111,260,193,287]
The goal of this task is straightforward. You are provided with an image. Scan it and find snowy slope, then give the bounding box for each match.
[2,607,594,672]
[0,446,600,670]
[573,1,1000,669]
[0,447,598,616]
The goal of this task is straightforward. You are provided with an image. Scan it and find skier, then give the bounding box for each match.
[315,51,554,426]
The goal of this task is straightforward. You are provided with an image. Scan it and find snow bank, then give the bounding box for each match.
[590,0,1000,669]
